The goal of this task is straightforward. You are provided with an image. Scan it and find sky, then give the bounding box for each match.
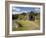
[12,7,40,14]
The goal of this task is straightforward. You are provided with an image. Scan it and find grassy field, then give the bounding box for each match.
[12,18,40,31]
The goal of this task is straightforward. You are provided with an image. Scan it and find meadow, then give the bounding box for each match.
[12,12,40,31]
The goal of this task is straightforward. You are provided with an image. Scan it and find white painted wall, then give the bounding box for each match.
[0,0,46,38]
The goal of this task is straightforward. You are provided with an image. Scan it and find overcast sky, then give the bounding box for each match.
[12,7,40,14]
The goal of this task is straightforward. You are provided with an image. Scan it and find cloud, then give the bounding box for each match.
[12,12,16,15]
[13,7,21,12]
[32,8,40,13]
[34,8,40,12]
[15,8,21,12]
[12,12,23,14]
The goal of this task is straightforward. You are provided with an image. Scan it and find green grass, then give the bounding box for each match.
[12,19,40,31]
